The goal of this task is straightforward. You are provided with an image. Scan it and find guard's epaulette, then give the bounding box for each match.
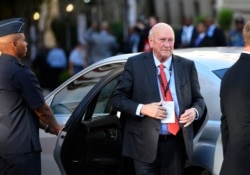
[18,62,25,66]
[15,61,25,67]
[16,58,25,67]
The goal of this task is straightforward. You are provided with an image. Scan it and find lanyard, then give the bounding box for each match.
[158,60,173,97]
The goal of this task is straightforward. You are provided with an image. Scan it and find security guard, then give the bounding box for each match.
[0,18,63,175]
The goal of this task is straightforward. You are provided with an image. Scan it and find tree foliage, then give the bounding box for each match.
[217,8,234,31]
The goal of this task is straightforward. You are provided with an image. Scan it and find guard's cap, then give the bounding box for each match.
[0,18,25,37]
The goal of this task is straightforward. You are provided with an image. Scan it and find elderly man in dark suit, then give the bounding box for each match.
[220,20,250,175]
[112,22,206,175]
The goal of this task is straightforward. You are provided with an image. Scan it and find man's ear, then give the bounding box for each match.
[13,41,17,47]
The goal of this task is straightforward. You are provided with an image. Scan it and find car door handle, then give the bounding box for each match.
[103,128,117,140]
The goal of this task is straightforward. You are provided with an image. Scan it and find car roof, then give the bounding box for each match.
[93,47,242,71]
[53,46,242,97]
[174,47,242,71]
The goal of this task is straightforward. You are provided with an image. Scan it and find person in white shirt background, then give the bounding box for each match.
[68,42,87,76]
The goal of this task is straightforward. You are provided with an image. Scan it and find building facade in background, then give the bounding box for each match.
[38,0,248,50]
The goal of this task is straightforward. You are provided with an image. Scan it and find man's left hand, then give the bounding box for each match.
[179,108,196,127]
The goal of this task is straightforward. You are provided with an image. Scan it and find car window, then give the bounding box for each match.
[92,77,119,118]
[50,63,123,124]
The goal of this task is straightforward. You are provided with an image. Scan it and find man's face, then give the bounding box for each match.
[149,25,175,62]
[236,22,244,31]
[15,33,28,59]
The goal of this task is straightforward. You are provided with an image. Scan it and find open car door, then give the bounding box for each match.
[54,68,124,175]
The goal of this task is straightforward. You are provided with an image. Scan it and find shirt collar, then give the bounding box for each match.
[199,32,206,38]
[153,52,172,70]
[207,24,216,37]
[183,25,194,31]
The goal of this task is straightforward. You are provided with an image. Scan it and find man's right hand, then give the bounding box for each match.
[140,101,167,120]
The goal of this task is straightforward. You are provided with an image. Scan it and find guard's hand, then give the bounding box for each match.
[48,125,64,136]
[141,101,167,120]
[179,108,196,127]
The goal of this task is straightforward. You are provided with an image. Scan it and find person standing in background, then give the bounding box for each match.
[68,42,87,76]
[205,16,227,46]
[137,15,159,52]
[0,17,63,175]
[193,20,213,47]
[220,20,250,175]
[123,26,141,53]
[228,16,245,46]
[46,43,67,90]
[85,21,118,65]
[112,22,206,175]
[175,15,197,48]
[32,46,50,89]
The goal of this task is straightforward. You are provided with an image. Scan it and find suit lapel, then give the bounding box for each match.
[142,52,161,100]
[173,55,186,112]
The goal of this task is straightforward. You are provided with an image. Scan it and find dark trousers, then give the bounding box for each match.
[0,152,41,175]
[134,133,185,175]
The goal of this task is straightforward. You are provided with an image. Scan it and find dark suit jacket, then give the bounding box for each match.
[220,53,250,175]
[211,27,226,46]
[112,52,206,163]
[194,35,214,47]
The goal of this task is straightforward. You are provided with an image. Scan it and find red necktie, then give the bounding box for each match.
[159,64,180,135]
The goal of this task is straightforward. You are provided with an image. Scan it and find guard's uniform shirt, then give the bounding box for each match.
[0,53,45,155]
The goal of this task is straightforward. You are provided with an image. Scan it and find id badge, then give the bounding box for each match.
[161,101,175,123]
